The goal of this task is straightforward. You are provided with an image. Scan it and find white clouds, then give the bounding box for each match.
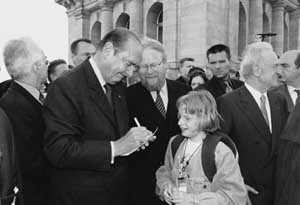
[0,0,68,81]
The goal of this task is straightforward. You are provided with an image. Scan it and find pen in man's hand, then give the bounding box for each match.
[134,117,141,127]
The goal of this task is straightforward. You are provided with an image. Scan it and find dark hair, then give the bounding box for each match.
[179,57,194,66]
[206,44,231,61]
[188,67,208,85]
[70,38,92,55]
[295,52,300,69]
[48,59,67,82]
[98,28,141,52]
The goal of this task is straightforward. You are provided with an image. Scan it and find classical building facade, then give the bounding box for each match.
[56,0,300,67]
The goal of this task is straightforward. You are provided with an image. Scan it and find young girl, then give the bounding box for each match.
[156,90,247,205]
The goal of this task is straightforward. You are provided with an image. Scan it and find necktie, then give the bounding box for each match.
[294,89,300,105]
[260,95,269,127]
[155,91,166,118]
[104,84,113,108]
[39,93,45,104]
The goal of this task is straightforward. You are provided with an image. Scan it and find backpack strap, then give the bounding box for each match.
[201,131,237,182]
[171,134,185,160]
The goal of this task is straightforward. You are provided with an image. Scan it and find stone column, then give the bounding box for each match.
[130,0,144,38]
[73,8,91,39]
[289,9,300,50]
[100,3,114,37]
[272,2,285,56]
[248,0,263,43]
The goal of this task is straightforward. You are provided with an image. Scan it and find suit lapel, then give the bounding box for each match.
[165,80,177,123]
[237,86,272,144]
[83,60,117,129]
[268,92,281,154]
[10,81,42,110]
[282,84,294,113]
[112,83,128,137]
[138,83,164,125]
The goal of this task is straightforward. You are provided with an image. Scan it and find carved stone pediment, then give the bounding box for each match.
[55,0,82,10]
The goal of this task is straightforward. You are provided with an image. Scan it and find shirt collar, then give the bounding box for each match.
[15,80,40,102]
[244,82,267,102]
[89,57,106,87]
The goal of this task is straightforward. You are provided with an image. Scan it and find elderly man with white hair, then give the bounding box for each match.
[217,42,289,205]
[0,37,50,205]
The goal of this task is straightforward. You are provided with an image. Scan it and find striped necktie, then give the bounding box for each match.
[155,91,166,118]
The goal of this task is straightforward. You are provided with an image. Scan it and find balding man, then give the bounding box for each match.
[218,42,288,205]
[43,28,155,205]
[0,37,50,205]
[272,50,300,113]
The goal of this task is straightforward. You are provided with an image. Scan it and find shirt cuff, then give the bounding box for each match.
[111,141,115,164]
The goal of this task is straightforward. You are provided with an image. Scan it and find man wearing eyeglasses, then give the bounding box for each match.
[0,37,50,205]
[126,38,190,205]
[43,28,155,205]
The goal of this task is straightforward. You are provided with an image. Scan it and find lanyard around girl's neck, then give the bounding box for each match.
[178,138,203,179]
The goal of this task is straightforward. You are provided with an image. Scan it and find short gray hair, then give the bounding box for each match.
[141,37,167,63]
[240,42,274,80]
[3,37,41,80]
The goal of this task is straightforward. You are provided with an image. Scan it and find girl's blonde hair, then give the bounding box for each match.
[176,90,220,132]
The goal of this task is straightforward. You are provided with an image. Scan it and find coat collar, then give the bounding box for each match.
[237,86,272,143]
[82,60,118,130]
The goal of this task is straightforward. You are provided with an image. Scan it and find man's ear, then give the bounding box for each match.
[32,62,40,73]
[102,42,115,58]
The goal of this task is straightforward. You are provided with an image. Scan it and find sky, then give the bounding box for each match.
[0,0,68,82]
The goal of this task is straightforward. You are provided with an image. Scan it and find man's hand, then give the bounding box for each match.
[113,127,154,156]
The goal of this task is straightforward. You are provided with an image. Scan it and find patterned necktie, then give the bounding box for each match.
[155,91,166,118]
[104,84,113,108]
[294,89,300,105]
[260,95,269,127]
[39,93,45,104]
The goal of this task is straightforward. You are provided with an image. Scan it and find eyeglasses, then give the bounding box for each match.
[140,60,164,71]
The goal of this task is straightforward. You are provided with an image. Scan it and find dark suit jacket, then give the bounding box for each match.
[0,82,49,205]
[0,107,18,205]
[0,80,12,98]
[217,85,288,205]
[271,84,294,114]
[43,59,129,205]
[175,76,189,86]
[275,101,300,205]
[126,80,190,205]
[198,76,244,98]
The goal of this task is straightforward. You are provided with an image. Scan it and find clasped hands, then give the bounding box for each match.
[114,126,156,156]
[163,185,193,205]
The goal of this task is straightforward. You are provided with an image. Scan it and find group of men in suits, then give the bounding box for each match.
[1,27,300,205]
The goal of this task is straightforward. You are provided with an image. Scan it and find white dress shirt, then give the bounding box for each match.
[287,85,299,105]
[244,83,272,133]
